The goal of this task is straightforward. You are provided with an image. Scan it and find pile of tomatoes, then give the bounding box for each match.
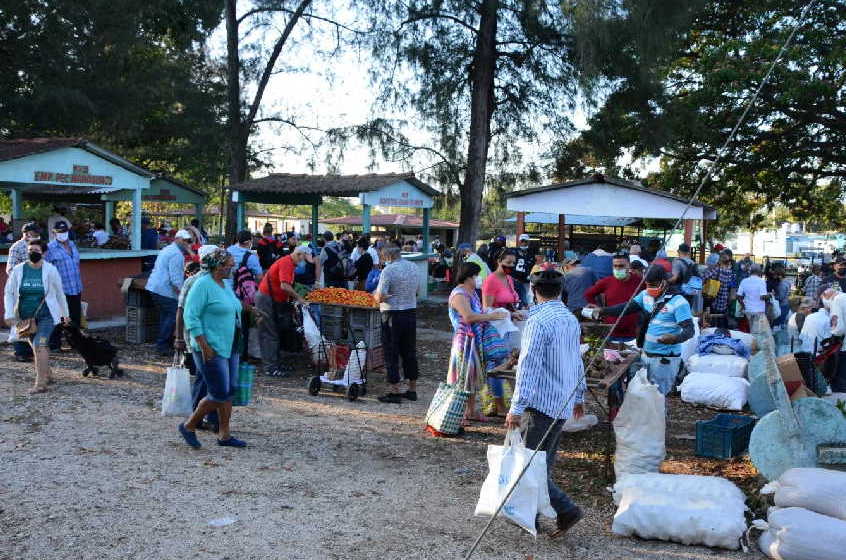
[306,287,377,308]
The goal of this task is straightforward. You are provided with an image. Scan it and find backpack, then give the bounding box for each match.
[364,268,381,293]
[325,244,356,280]
[233,252,258,305]
[680,259,703,295]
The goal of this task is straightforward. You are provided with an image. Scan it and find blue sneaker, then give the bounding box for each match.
[178,423,201,449]
[217,436,247,448]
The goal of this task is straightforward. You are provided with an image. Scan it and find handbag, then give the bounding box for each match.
[15,297,46,338]
[703,278,721,298]
[425,337,477,435]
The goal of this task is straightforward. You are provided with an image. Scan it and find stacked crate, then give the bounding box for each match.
[125,287,158,344]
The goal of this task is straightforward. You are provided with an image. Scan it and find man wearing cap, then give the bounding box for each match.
[706,244,724,267]
[255,245,310,377]
[47,206,71,242]
[702,248,737,328]
[6,222,42,361]
[146,229,193,355]
[505,269,586,538]
[512,234,536,306]
[628,244,648,268]
[458,242,490,292]
[45,221,82,351]
[598,265,695,395]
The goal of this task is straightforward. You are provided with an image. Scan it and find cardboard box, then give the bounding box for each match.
[776,353,817,400]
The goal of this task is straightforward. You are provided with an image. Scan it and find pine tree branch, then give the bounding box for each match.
[398,12,478,34]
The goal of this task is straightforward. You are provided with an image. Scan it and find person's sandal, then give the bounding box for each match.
[549,507,583,539]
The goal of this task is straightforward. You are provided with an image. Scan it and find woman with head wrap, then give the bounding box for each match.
[178,248,246,448]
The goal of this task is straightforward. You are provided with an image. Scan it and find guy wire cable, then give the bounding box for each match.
[463,2,817,558]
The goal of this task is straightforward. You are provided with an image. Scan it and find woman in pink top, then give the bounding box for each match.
[482,249,520,310]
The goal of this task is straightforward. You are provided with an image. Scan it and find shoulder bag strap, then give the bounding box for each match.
[637,295,670,349]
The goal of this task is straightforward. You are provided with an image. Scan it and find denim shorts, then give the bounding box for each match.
[26,306,55,348]
[192,351,239,403]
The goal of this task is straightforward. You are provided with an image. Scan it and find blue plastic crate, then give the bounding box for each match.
[695,413,756,459]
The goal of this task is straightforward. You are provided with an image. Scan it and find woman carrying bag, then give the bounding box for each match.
[3,239,68,394]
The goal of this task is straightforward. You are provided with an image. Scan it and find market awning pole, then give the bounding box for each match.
[516,211,525,238]
[194,204,204,230]
[10,189,22,221]
[131,188,142,250]
[104,201,114,229]
[557,214,566,261]
[422,207,430,252]
[311,203,319,237]
[362,203,371,234]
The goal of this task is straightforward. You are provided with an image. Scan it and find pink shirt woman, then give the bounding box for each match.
[482,250,520,310]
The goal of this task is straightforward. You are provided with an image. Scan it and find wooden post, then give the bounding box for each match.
[131,188,142,250]
[194,204,204,229]
[557,214,566,261]
[422,207,430,254]
[311,203,319,237]
[699,219,707,264]
[362,203,371,234]
[516,211,525,238]
[684,219,694,246]
[104,201,114,228]
[10,189,22,221]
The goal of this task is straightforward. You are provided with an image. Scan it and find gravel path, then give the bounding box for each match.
[0,333,763,560]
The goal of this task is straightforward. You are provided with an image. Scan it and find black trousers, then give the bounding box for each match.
[49,293,82,348]
[381,309,419,385]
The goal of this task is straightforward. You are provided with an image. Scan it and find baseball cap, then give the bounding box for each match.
[519,233,530,241]
[495,235,506,243]
[52,221,69,233]
[174,229,192,240]
[457,242,472,250]
[22,221,40,233]
[714,243,725,251]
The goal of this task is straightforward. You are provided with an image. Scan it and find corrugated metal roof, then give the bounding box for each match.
[229,173,440,198]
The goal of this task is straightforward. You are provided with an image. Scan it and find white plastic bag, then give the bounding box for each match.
[488,307,518,338]
[679,373,750,410]
[474,430,555,536]
[757,507,846,560]
[613,368,665,480]
[685,353,748,378]
[761,468,846,521]
[562,413,598,433]
[612,473,747,550]
[161,358,192,417]
[302,308,327,363]
[343,341,367,384]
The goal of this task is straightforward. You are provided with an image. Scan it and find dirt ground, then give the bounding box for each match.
[0,304,766,560]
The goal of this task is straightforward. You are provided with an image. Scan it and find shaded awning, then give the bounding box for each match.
[505,213,639,227]
[506,174,716,221]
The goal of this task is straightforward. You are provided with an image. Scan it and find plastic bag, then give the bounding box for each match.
[613,368,666,480]
[161,357,192,416]
[612,473,747,550]
[761,468,846,521]
[562,413,598,433]
[488,307,518,338]
[685,353,748,378]
[474,430,555,536]
[302,308,327,363]
[343,341,367,384]
[679,373,750,410]
[757,507,846,560]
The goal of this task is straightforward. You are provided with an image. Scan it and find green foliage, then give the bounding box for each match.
[557,0,846,233]
[0,0,227,193]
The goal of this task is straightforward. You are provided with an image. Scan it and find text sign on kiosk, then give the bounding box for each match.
[359,181,433,208]
[34,164,113,186]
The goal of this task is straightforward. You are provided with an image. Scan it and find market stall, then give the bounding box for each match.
[227,173,441,299]
[321,213,458,247]
[0,138,206,319]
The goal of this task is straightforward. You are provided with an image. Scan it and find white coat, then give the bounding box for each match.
[4,260,69,341]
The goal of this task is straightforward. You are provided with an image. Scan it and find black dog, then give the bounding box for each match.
[60,323,123,378]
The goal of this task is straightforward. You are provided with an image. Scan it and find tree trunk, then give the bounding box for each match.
[457,0,498,245]
[225,0,245,242]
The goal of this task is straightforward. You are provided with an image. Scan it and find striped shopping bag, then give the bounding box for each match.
[425,336,477,435]
[233,363,255,406]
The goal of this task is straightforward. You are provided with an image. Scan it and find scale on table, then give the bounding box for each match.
[748,315,846,480]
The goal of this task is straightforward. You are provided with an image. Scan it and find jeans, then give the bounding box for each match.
[190,353,219,425]
[642,354,681,395]
[523,408,578,517]
[381,309,419,385]
[48,293,81,349]
[254,292,300,371]
[152,294,178,353]
[192,350,239,403]
[488,377,505,398]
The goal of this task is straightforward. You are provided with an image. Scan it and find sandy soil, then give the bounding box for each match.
[0,309,765,560]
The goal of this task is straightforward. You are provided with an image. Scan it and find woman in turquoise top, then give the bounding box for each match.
[178,248,246,449]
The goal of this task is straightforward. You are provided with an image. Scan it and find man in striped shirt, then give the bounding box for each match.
[505,269,586,538]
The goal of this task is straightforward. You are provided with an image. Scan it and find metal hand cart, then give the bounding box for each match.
[306,303,380,401]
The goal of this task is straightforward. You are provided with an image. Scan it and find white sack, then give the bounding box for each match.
[761,468,846,521]
[161,363,192,417]
[680,317,701,363]
[613,369,665,480]
[680,373,750,410]
[612,473,747,550]
[475,430,555,536]
[757,507,846,560]
[685,353,748,378]
[343,342,367,384]
[701,327,754,349]
[302,309,327,363]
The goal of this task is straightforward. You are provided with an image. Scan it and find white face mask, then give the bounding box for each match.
[56,232,69,242]
[823,298,833,310]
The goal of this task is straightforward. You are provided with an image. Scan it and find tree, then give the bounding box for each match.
[558,1,846,231]
[0,0,227,190]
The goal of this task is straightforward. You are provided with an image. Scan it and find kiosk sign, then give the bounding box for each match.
[360,181,433,209]
[34,164,113,186]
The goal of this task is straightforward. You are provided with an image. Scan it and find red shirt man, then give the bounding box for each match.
[585,255,641,340]
[260,253,301,303]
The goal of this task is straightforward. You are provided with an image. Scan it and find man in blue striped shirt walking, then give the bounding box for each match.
[506,269,586,538]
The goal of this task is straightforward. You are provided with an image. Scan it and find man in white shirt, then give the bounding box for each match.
[92,223,109,246]
[821,288,846,391]
[797,298,831,354]
[628,244,648,268]
[737,263,767,322]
